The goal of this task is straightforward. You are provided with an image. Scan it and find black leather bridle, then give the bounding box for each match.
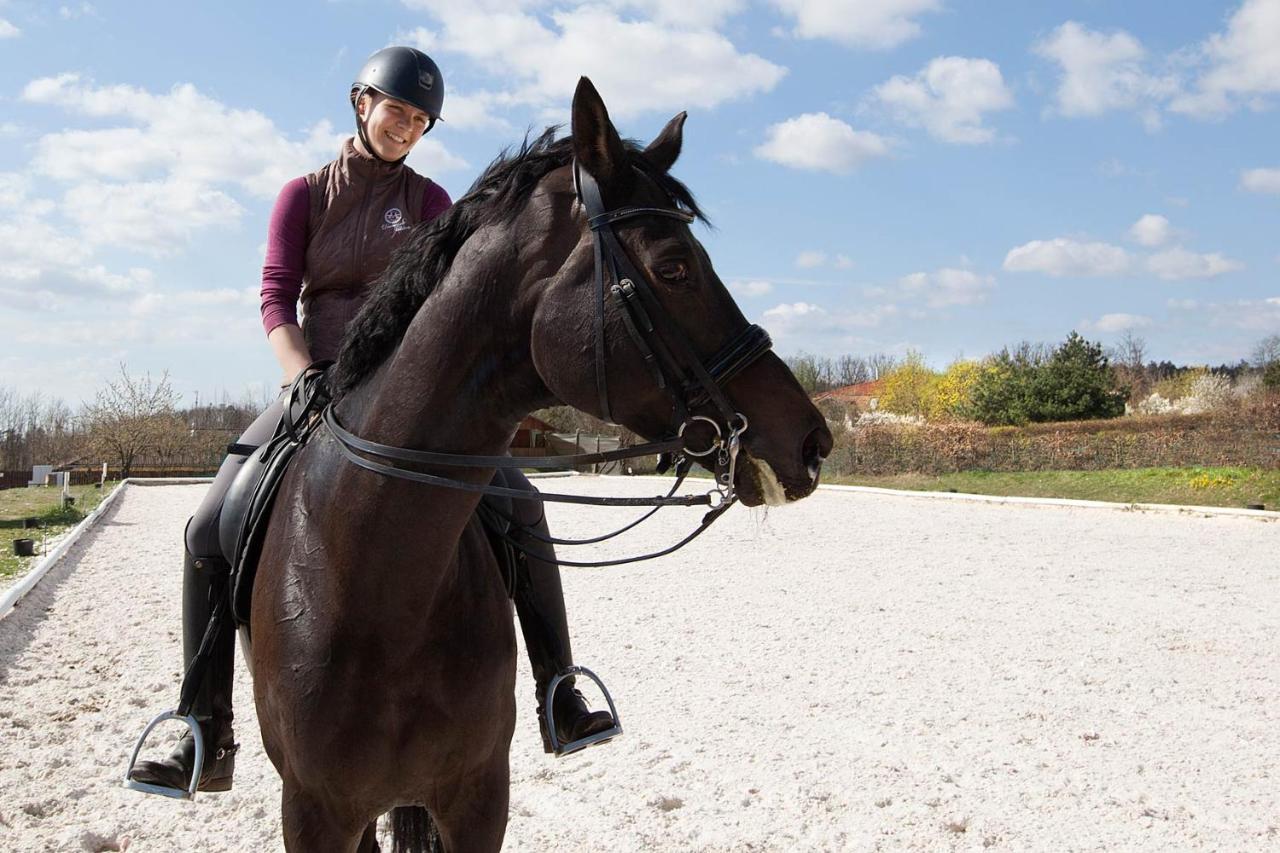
[321,158,774,563]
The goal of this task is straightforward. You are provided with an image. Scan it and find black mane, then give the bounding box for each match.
[328,127,705,397]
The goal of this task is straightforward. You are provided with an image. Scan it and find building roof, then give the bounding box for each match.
[813,379,884,403]
[517,414,557,432]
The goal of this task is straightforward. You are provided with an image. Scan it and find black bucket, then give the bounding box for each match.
[13,538,35,557]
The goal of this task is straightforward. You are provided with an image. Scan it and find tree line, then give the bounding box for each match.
[791,331,1280,427]
[5,333,1279,480]
[1,367,265,482]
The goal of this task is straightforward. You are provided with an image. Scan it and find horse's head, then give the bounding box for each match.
[529,78,832,506]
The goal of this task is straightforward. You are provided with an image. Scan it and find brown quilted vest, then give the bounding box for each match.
[301,138,436,360]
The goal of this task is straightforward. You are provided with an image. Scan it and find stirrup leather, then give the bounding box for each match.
[122,711,206,800]
[543,665,623,757]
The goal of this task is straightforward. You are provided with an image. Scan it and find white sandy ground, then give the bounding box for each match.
[0,479,1277,852]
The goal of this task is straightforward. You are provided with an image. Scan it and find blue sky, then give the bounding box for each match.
[1,0,1277,404]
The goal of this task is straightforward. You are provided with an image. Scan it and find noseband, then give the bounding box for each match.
[320,158,774,564]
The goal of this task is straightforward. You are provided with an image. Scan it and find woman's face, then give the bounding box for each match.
[357,93,430,160]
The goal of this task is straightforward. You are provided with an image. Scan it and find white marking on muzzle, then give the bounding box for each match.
[749,458,790,507]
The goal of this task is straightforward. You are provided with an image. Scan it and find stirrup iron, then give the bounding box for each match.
[543,665,623,757]
[122,711,206,800]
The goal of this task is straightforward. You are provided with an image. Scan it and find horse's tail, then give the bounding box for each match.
[390,806,442,853]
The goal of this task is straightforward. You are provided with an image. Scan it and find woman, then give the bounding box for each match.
[128,46,615,795]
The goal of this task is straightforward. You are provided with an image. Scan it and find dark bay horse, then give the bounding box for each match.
[250,78,833,852]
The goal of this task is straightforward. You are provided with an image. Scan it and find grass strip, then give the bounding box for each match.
[825,466,1278,510]
[1,482,118,582]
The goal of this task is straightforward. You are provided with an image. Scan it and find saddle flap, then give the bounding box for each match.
[221,368,332,625]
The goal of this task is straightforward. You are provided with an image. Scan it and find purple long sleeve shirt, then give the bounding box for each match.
[259,175,453,336]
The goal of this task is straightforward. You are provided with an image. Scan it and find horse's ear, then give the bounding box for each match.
[644,111,686,173]
[572,77,628,187]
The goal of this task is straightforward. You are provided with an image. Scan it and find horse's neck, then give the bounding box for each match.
[345,266,544,474]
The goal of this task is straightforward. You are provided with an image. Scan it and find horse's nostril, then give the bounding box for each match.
[802,427,829,481]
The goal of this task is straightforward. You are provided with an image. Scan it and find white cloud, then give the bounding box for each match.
[1170,0,1280,117]
[834,254,854,269]
[1127,213,1172,247]
[0,173,54,215]
[0,18,19,38]
[1200,295,1280,332]
[1145,247,1243,280]
[761,300,897,345]
[23,75,347,198]
[0,215,153,306]
[405,138,470,176]
[899,267,996,307]
[1241,167,1280,193]
[59,3,98,20]
[755,113,890,174]
[400,2,785,120]
[1032,21,1177,126]
[1088,313,1152,333]
[63,180,245,255]
[764,301,827,321]
[604,0,748,28]
[18,73,471,265]
[1003,238,1132,277]
[872,56,1014,144]
[770,0,941,49]
[730,279,774,297]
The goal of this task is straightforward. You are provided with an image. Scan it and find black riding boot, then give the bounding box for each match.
[128,548,239,792]
[512,534,617,755]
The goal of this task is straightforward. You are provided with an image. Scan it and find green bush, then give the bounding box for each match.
[966,348,1040,425]
[967,333,1125,425]
[1264,361,1280,390]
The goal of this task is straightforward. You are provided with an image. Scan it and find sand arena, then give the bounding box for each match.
[0,479,1276,851]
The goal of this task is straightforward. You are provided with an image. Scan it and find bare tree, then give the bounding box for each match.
[1108,331,1150,399]
[81,364,181,478]
[1111,331,1147,370]
[1251,334,1280,368]
[867,353,900,380]
[0,386,80,470]
[836,354,870,386]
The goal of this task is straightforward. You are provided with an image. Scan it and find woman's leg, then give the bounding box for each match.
[128,396,286,793]
[497,469,617,754]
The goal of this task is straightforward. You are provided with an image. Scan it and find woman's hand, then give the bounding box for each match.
[267,324,315,386]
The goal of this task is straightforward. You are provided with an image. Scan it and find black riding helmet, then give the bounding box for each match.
[349,46,445,163]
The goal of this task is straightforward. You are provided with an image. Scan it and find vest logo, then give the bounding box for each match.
[381,207,409,234]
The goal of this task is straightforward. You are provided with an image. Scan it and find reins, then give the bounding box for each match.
[320,158,774,566]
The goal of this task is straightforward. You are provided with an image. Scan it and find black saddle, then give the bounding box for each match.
[219,365,331,625]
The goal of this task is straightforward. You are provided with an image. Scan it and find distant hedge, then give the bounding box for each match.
[826,398,1280,475]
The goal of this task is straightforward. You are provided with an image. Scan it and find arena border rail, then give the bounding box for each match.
[0,477,214,623]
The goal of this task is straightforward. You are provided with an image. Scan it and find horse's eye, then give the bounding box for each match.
[656,262,689,283]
